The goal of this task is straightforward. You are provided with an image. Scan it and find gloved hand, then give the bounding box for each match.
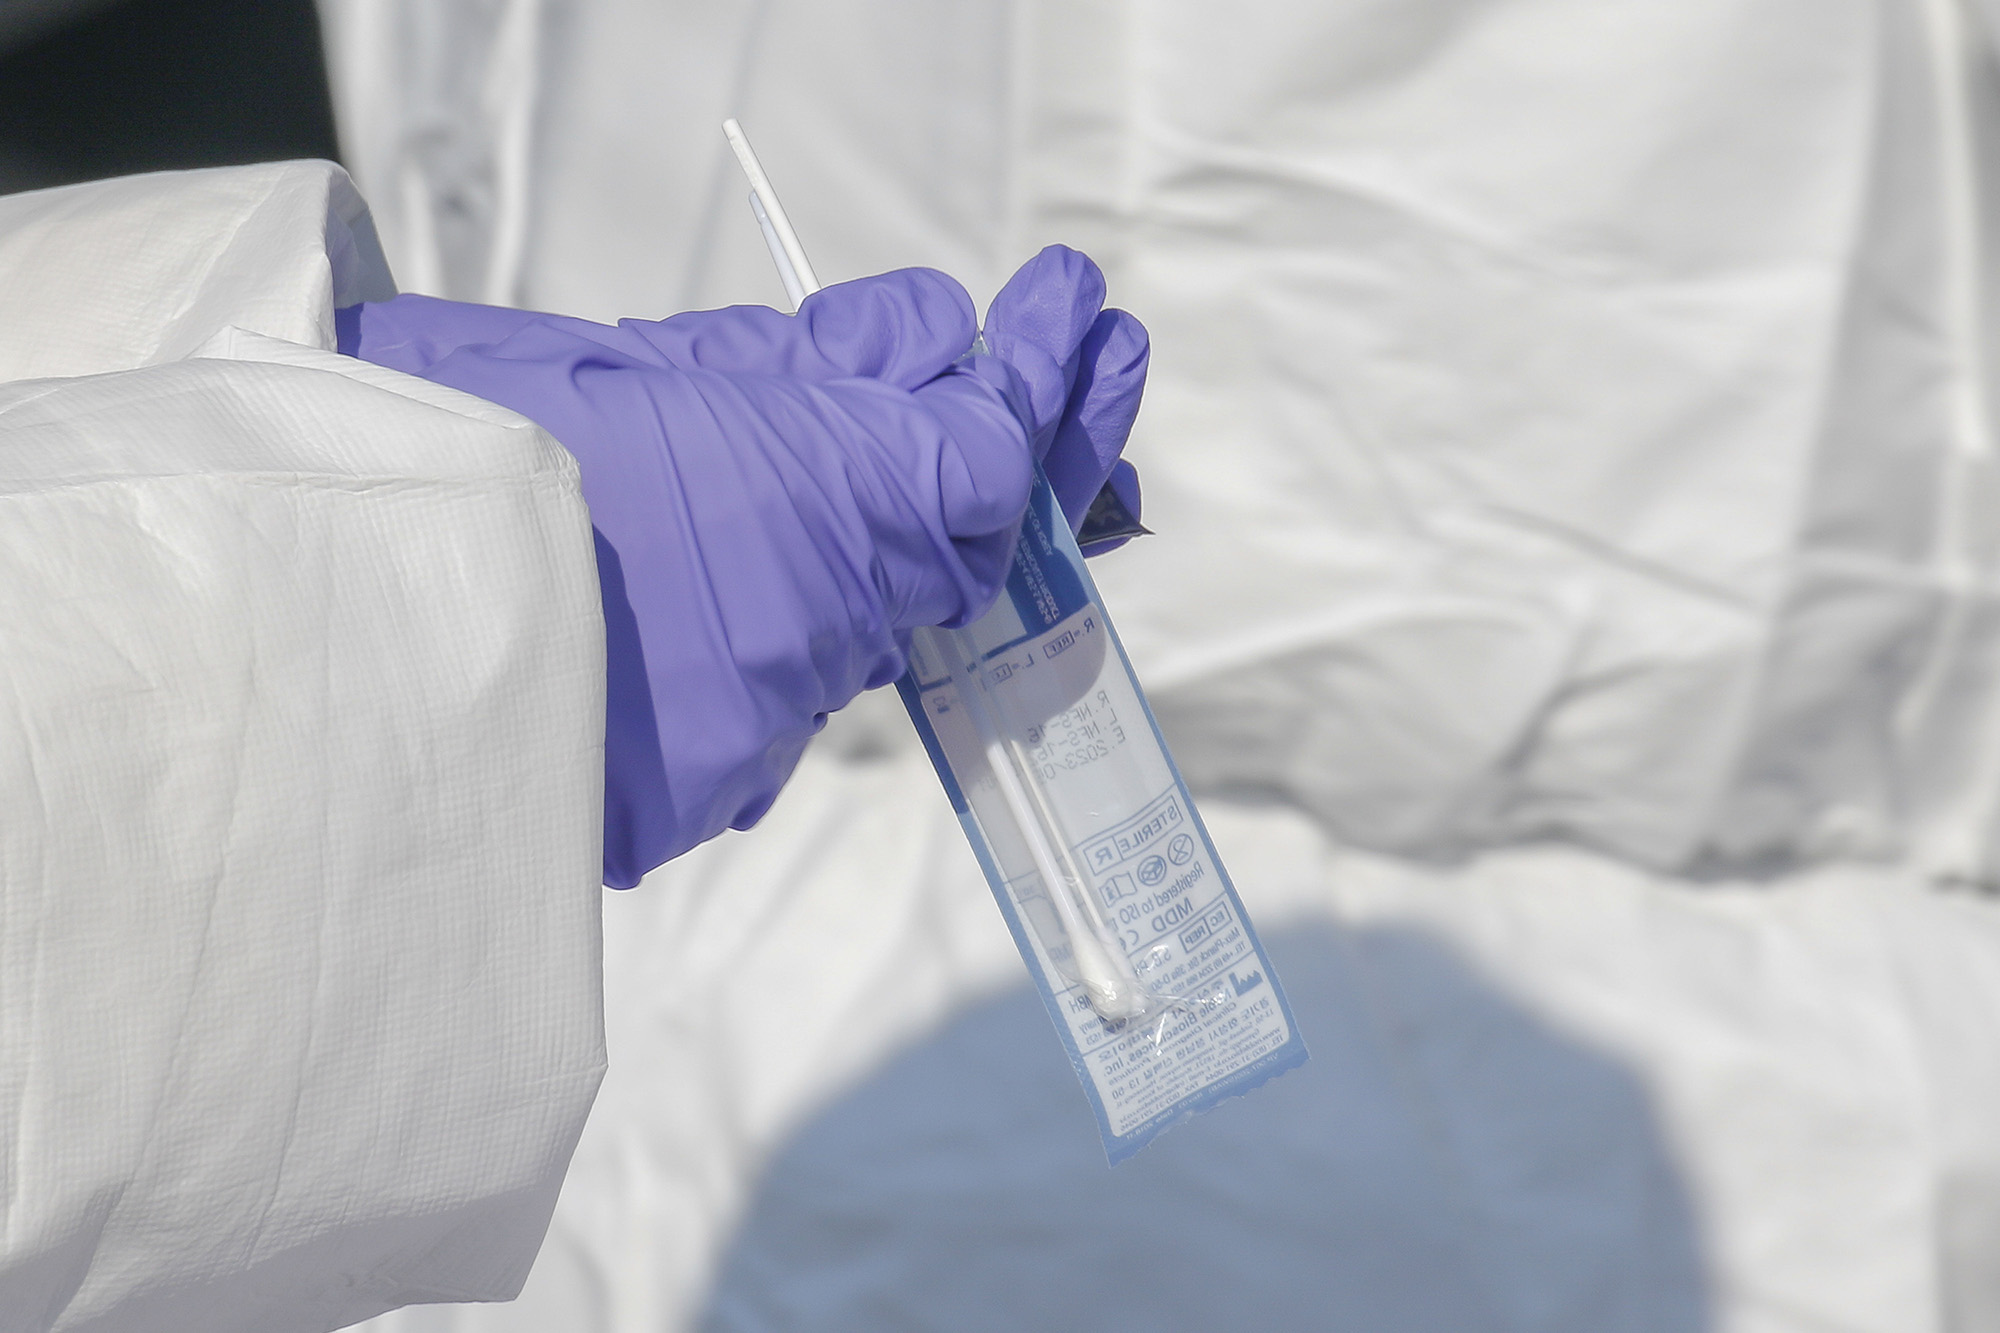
[339,246,1148,887]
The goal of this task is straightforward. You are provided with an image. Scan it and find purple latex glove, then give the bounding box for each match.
[340,246,1147,886]
[981,246,1148,543]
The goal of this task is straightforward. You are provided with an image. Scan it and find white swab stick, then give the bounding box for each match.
[723,118,821,303]
[748,193,809,311]
[991,750,1148,1019]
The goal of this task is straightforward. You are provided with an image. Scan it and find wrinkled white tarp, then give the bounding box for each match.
[322,0,2000,882]
[0,163,607,1333]
[373,734,2000,1332]
[317,0,2000,1328]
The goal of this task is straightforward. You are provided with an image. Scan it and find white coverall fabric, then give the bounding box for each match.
[319,1,2000,1329]
[0,163,608,1332]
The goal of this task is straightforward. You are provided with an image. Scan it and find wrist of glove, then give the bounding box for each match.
[340,246,1148,886]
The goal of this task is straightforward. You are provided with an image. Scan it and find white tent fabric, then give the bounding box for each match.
[319,1,2000,1329]
[321,0,2000,879]
[0,163,607,1333]
[365,743,2000,1332]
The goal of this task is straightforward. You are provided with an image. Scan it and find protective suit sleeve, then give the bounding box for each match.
[0,164,606,1333]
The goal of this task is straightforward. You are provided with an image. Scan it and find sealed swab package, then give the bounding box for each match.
[898,475,1306,1161]
[722,119,1307,1163]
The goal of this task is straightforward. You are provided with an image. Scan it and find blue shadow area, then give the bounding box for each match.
[698,924,1710,1333]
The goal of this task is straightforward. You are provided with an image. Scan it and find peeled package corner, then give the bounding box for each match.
[0,165,608,1332]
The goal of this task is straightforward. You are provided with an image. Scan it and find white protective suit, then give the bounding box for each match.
[314,1,2000,1331]
[0,163,607,1332]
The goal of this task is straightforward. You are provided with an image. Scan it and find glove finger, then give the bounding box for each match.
[922,356,1039,544]
[623,267,977,389]
[980,244,1109,448]
[1039,306,1150,529]
[917,357,1039,629]
[830,356,1034,633]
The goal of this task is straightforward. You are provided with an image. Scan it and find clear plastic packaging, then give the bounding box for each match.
[898,472,1307,1162]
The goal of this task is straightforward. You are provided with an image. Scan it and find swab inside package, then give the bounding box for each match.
[724,120,1307,1163]
[899,479,1308,1161]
